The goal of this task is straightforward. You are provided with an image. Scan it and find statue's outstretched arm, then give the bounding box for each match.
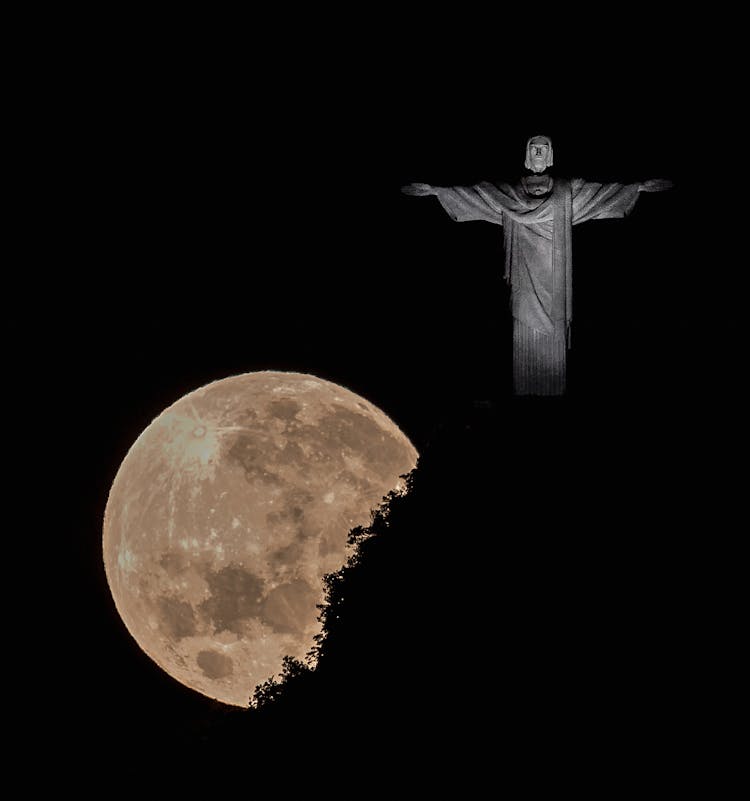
[400,181,505,225]
[638,179,674,193]
[400,182,436,197]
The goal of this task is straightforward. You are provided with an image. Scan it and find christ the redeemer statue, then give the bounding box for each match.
[402,135,672,396]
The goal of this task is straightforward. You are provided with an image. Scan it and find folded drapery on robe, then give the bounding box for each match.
[435,178,640,395]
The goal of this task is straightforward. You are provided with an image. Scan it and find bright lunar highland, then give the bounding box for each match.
[103,371,418,706]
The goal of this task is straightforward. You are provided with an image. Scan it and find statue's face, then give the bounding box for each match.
[528,139,551,174]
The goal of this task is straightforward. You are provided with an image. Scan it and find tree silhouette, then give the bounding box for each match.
[180,398,704,789]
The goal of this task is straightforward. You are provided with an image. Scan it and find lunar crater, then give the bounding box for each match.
[268,398,302,421]
[197,650,234,679]
[200,565,265,636]
[156,596,198,640]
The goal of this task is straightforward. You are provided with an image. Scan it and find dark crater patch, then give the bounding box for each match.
[260,579,319,635]
[156,596,197,640]
[267,490,318,540]
[279,440,306,463]
[226,433,265,467]
[159,551,189,577]
[268,398,301,421]
[227,433,278,467]
[227,433,286,486]
[200,565,265,635]
[196,650,233,680]
[270,541,303,568]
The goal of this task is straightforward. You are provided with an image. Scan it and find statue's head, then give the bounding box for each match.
[524,135,553,174]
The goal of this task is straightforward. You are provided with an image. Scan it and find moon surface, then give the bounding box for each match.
[103,371,418,706]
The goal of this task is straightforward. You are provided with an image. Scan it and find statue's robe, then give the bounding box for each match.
[435,177,641,395]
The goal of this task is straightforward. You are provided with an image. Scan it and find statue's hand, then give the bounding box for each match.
[639,178,674,193]
[400,182,435,197]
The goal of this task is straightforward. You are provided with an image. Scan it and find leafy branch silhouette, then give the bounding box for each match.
[250,472,417,710]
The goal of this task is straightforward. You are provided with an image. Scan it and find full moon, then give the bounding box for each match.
[103,372,418,706]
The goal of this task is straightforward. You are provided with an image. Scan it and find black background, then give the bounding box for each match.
[10,12,740,792]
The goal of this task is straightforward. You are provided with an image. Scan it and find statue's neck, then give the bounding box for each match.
[522,173,553,197]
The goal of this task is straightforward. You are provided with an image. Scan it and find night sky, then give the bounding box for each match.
[11,15,738,791]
